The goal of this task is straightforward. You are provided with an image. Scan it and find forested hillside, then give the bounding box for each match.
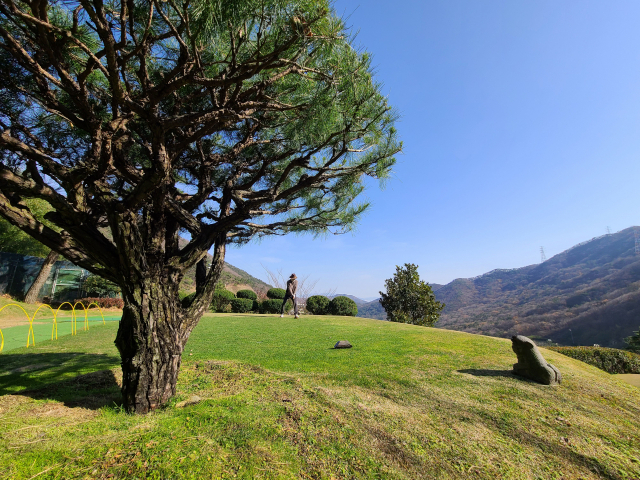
[435,227,640,347]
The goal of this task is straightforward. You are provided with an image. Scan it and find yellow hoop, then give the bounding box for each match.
[85,302,106,325]
[55,302,77,335]
[73,301,88,331]
[0,303,33,348]
[32,303,57,340]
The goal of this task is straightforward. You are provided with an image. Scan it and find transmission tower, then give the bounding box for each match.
[606,226,611,235]
[635,229,640,256]
[540,247,546,263]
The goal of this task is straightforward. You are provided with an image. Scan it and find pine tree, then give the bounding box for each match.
[625,326,640,353]
[379,264,444,327]
[0,0,400,412]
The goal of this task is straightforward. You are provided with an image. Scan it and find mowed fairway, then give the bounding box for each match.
[1,313,639,479]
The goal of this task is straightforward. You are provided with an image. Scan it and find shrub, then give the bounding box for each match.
[178,291,191,301]
[267,288,286,300]
[236,289,258,300]
[74,297,124,309]
[329,296,358,317]
[82,274,121,298]
[306,295,330,315]
[260,298,291,314]
[230,298,254,313]
[211,287,236,312]
[547,346,640,374]
[252,300,260,312]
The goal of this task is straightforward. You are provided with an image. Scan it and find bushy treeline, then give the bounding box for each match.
[177,289,358,317]
[547,346,640,374]
[306,295,358,316]
[180,287,293,314]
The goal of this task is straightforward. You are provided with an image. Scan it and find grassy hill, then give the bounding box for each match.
[1,313,639,479]
[434,227,640,347]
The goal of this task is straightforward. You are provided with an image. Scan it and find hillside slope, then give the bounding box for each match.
[435,227,640,347]
[2,315,639,479]
[176,238,271,294]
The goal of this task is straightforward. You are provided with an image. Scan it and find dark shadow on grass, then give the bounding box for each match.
[0,352,121,409]
[457,368,515,378]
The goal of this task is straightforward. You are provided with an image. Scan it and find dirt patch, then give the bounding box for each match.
[0,318,52,329]
[615,374,640,388]
[225,284,254,294]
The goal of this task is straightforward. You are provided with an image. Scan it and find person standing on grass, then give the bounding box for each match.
[280,274,299,319]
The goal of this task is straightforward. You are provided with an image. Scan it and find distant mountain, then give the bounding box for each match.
[357,299,385,320]
[434,227,640,348]
[329,294,370,306]
[177,238,271,294]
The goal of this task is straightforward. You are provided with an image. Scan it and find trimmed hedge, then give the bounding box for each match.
[547,346,640,374]
[267,288,286,300]
[74,297,124,309]
[260,298,292,314]
[306,295,330,315]
[236,289,258,300]
[329,296,358,317]
[211,288,236,312]
[230,298,254,313]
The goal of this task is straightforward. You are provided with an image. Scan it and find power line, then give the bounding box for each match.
[540,246,546,263]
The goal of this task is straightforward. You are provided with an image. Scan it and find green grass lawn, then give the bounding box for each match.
[1,313,639,479]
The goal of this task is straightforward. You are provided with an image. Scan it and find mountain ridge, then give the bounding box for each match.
[354,228,640,347]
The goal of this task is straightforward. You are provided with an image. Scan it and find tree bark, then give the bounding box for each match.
[23,250,59,304]
[114,279,185,413]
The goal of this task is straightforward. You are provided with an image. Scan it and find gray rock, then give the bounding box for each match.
[511,335,562,385]
[334,340,352,349]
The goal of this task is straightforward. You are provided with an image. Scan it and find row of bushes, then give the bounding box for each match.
[547,346,640,374]
[71,297,124,309]
[181,287,292,314]
[306,295,357,317]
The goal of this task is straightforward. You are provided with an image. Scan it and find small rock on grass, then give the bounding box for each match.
[334,340,352,349]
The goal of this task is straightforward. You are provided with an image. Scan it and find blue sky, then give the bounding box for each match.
[226,0,640,299]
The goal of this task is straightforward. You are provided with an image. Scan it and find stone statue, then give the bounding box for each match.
[511,335,562,385]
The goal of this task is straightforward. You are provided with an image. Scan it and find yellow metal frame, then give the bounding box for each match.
[0,301,111,353]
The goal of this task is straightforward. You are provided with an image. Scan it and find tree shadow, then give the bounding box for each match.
[457,368,515,378]
[0,352,121,410]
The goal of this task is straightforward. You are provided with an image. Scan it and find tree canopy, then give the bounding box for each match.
[625,326,640,353]
[0,0,400,412]
[0,198,54,257]
[379,263,444,327]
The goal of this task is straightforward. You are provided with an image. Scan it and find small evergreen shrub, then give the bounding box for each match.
[252,300,260,312]
[74,297,124,309]
[178,291,191,301]
[547,346,640,374]
[260,298,291,314]
[306,295,330,315]
[230,298,254,313]
[211,288,235,312]
[329,296,358,317]
[267,288,286,299]
[236,289,258,300]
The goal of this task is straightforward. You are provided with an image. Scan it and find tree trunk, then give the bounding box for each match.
[114,279,186,413]
[113,232,227,414]
[23,250,59,304]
